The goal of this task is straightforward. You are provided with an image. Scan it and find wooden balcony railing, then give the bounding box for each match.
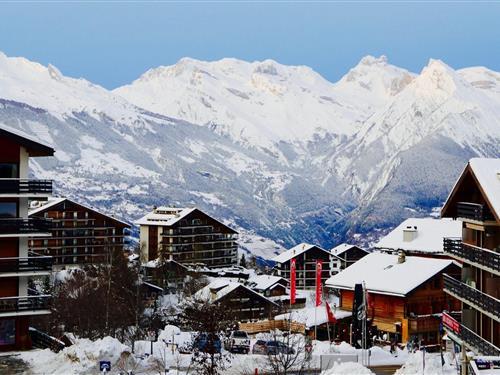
[0,218,51,235]
[443,274,500,322]
[443,238,500,276]
[0,179,52,195]
[0,294,51,314]
[456,202,495,222]
[0,254,53,274]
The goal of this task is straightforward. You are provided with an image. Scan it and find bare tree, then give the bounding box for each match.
[178,298,235,375]
[264,328,311,375]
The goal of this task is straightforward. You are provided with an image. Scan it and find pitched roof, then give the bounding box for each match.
[375,218,462,254]
[331,243,368,257]
[194,279,277,305]
[273,242,337,264]
[29,197,130,227]
[325,252,456,297]
[134,206,237,233]
[469,158,500,220]
[0,123,54,156]
[442,158,500,222]
[247,275,287,291]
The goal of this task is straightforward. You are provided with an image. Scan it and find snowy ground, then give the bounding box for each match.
[3,325,456,374]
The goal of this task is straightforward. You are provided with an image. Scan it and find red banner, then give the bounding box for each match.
[290,258,296,305]
[326,302,336,323]
[315,260,323,307]
[442,312,460,334]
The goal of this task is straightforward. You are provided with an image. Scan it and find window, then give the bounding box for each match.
[0,163,18,178]
[0,202,17,218]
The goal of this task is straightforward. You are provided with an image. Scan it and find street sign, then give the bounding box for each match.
[99,361,111,372]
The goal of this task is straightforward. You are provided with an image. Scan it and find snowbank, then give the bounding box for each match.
[322,362,374,374]
[395,351,457,375]
[20,336,129,374]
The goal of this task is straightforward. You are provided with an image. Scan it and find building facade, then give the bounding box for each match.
[136,207,238,268]
[0,125,54,351]
[29,198,130,268]
[330,243,369,270]
[326,252,461,345]
[273,243,342,290]
[441,158,500,356]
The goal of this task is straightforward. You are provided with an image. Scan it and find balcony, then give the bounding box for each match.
[456,202,495,223]
[0,253,53,277]
[0,217,52,237]
[444,238,500,276]
[0,179,52,197]
[443,274,500,322]
[0,294,51,317]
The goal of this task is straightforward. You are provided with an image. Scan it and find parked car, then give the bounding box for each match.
[252,340,295,355]
[224,330,251,353]
[193,333,222,354]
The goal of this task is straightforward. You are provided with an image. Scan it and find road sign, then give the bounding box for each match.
[99,361,111,372]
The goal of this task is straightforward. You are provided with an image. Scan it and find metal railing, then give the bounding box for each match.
[0,254,53,274]
[456,202,495,222]
[443,238,500,275]
[443,274,500,321]
[459,323,500,356]
[0,294,51,313]
[0,179,52,195]
[0,217,52,235]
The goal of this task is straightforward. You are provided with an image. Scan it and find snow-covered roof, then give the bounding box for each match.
[135,207,237,234]
[442,158,500,222]
[331,243,367,257]
[247,275,286,291]
[375,218,462,254]
[325,253,456,297]
[0,123,54,156]
[470,158,500,220]
[273,243,336,264]
[194,279,277,305]
[29,197,130,227]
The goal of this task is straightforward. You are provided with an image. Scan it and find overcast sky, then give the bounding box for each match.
[1,2,499,89]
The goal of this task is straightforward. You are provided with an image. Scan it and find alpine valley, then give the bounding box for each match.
[1,52,499,259]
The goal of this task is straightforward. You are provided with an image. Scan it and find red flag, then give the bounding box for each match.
[326,302,337,323]
[315,260,323,307]
[290,258,296,305]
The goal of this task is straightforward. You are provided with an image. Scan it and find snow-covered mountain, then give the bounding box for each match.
[0,51,498,258]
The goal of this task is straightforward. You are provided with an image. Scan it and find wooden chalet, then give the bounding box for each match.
[330,243,369,270]
[326,252,461,345]
[441,158,500,356]
[135,207,238,268]
[246,275,288,297]
[0,125,54,351]
[272,243,342,290]
[29,198,130,268]
[195,279,279,322]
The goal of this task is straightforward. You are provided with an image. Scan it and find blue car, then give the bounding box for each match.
[193,333,222,354]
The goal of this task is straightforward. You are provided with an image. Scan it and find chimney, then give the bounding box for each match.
[398,250,406,264]
[403,225,418,242]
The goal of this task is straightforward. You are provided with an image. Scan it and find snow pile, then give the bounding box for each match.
[20,336,129,374]
[396,351,457,375]
[321,362,374,375]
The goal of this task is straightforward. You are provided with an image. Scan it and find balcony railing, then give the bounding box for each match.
[443,274,500,322]
[0,295,51,314]
[0,253,53,274]
[456,202,495,222]
[459,323,500,356]
[444,238,500,275]
[0,218,51,235]
[0,179,52,195]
